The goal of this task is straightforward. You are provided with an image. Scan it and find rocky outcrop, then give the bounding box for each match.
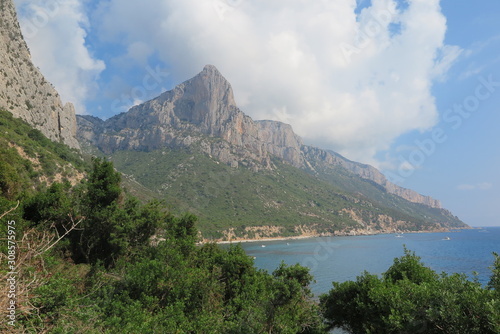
[75,115,104,146]
[0,0,79,149]
[78,64,441,209]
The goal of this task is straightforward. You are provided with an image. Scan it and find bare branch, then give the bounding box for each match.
[0,200,20,220]
[35,216,84,256]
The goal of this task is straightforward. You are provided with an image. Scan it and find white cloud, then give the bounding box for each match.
[17,0,460,164]
[91,0,459,164]
[14,0,105,114]
[457,183,493,191]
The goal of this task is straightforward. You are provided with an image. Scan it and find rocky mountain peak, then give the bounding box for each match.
[170,64,237,129]
[77,65,443,209]
[200,64,232,90]
[0,0,79,149]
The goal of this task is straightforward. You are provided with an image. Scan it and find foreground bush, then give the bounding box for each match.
[320,248,500,334]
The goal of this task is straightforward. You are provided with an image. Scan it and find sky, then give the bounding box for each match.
[12,0,500,227]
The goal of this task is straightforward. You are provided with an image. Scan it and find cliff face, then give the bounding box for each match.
[78,65,304,170]
[78,64,441,209]
[0,0,79,149]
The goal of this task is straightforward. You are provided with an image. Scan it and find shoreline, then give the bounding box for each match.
[199,227,473,245]
[214,235,317,245]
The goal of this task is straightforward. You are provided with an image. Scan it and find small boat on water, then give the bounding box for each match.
[443,236,451,240]
[261,245,266,248]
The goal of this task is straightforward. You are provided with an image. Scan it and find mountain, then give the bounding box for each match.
[0,0,79,149]
[77,65,466,239]
[78,65,439,207]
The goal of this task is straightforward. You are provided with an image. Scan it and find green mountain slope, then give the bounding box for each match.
[311,160,462,229]
[0,109,87,203]
[110,146,465,240]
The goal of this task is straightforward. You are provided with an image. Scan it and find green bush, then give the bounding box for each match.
[320,249,500,334]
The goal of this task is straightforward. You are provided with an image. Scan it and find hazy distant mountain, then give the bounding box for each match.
[77,65,465,239]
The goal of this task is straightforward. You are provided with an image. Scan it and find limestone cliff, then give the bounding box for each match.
[78,65,441,209]
[78,65,303,170]
[0,0,79,149]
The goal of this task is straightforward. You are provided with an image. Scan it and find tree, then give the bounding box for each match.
[488,252,500,293]
[320,249,500,334]
[86,157,122,210]
[267,262,326,334]
[23,182,72,226]
[383,247,438,285]
[71,158,123,266]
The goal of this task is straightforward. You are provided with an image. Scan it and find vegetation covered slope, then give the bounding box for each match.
[109,146,465,240]
[1,111,498,333]
[0,109,87,203]
[76,64,467,240]
[0,126,326,333]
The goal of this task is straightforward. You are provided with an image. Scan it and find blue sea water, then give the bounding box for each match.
[240,227,500,297]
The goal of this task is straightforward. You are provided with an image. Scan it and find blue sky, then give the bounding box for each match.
[13,0,500,226]
[387,0,500,227]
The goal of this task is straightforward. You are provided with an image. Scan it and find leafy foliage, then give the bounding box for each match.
[320,249,500,334]
[0,109,88,201]
[3,155,326,333]
[489,252,500,294]
[1,113,497,333]
[86,158,122,209]
[0,145,27,199]
[23,182,73,226]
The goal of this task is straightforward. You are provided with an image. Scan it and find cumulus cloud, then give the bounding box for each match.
[16,0,460,164]
[14,0,105,114]
[90,0,460,164]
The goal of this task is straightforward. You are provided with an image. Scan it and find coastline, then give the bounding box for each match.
[199,227,471,245]
[214,235,317,245]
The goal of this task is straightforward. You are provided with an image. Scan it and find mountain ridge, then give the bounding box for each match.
[78,64,441,209]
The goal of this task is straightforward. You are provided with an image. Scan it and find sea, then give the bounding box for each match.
[239,227,500,297]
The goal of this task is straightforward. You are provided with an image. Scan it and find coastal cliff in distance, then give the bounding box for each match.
[0,0,79,149]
